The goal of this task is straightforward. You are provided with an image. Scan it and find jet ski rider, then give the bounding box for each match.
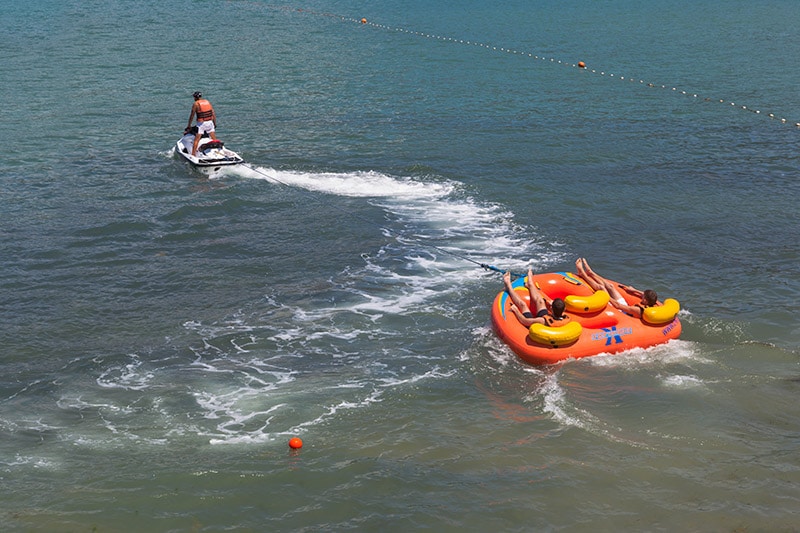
[187,91,217,156]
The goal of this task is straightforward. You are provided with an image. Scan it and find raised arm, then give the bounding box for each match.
[187,102,197,129]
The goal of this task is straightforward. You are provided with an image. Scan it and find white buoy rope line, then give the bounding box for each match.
[255,3,799,128]
[352,17,799,128]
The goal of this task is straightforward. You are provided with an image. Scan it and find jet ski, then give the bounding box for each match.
[175,126,244,173]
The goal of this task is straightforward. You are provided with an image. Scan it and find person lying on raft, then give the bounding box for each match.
[574,258,658,319]
[502,269,570,327]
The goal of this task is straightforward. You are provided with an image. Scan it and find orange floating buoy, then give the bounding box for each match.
[288,437,303,449]
[361,18,367,24]
[578,61,586,68]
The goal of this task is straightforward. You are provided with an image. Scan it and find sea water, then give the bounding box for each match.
[2,0,799,530]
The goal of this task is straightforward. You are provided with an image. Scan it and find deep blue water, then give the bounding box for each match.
[2,0,799,530]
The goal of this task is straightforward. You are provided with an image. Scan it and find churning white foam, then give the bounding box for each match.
[55,166,560,448]
[238,165,455,199]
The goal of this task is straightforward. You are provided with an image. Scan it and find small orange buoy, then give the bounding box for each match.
[578,61,586,68]
[361,18,367,24]
[288,437,303,449]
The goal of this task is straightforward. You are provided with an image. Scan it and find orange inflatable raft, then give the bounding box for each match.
[491,271,681,365]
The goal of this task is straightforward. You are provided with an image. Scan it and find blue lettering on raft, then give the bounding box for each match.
[661,319,678,336]
[592,326,634,346]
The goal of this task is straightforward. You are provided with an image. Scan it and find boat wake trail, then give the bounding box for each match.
[236,163,561,274]
[36,163,565,450]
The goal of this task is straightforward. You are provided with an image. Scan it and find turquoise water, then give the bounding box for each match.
[3,0,800,530]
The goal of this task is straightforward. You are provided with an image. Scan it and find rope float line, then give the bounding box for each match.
[267,5,800,128]
[355,17,800,128]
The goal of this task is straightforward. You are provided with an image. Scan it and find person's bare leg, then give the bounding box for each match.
[525,268,547,315]
[575,258,605,292]
[577,258,626,301]
[503,271,531,315]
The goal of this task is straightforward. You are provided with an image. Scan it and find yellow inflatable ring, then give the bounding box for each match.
[565,290,610,314]
[642,298,681,325]
[528,321,583,347]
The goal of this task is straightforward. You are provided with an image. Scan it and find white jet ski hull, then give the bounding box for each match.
[175,133,244,174]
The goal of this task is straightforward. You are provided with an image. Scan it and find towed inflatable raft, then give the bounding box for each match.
[491,271,681,365]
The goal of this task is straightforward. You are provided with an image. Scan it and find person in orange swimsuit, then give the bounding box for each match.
[187,91,217,155]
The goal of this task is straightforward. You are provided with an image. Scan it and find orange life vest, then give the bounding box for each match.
[196,99,214,122]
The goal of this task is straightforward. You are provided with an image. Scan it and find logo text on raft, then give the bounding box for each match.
[661,319,679,336]
[592,326,633,345]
